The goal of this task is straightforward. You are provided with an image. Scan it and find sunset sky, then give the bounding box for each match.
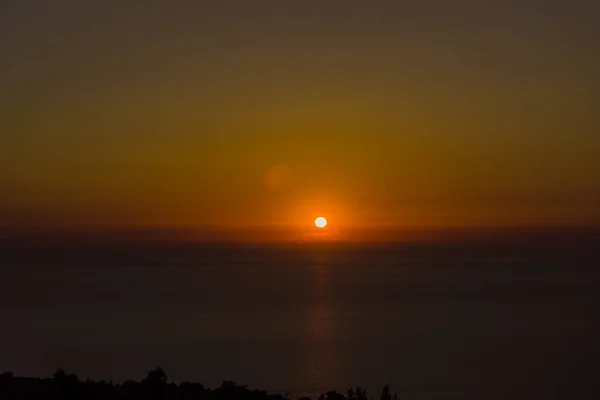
[2,0,599,238]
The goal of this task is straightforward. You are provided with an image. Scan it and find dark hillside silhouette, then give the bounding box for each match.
[0,368,398,400]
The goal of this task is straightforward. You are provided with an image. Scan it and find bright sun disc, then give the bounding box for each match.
[315,217,327,228]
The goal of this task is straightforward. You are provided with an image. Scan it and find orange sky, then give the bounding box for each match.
[1,1,599,239]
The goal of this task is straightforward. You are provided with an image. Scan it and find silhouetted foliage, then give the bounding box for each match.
[2,372,15,380]
[318,390,345,400]
[0,372,16,400]
[379,386,391,400]
[144,367,168,385]
[0,367,399,400]
[346,386,366,400]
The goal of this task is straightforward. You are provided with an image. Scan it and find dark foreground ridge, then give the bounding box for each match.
[0,368,397,400]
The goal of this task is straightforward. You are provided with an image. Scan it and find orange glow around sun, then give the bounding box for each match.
[315,217,327,228]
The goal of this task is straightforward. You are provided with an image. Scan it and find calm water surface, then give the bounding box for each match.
[1,241,599,399]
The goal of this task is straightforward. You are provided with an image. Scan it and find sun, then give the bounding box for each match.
[315,217,327,229]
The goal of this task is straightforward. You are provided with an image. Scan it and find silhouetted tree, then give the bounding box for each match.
[0,372,16,400]
[51,368,81,400]
[319,390,346,400]
[178,381,206,400]
[347,386,366,400]
[1,371,14,379]
[144,367,168,385]
[142,366,169,400]
[53,368,67,381]
[379,386,391,400]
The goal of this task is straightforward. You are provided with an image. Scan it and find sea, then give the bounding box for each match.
[1,236,599,399]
